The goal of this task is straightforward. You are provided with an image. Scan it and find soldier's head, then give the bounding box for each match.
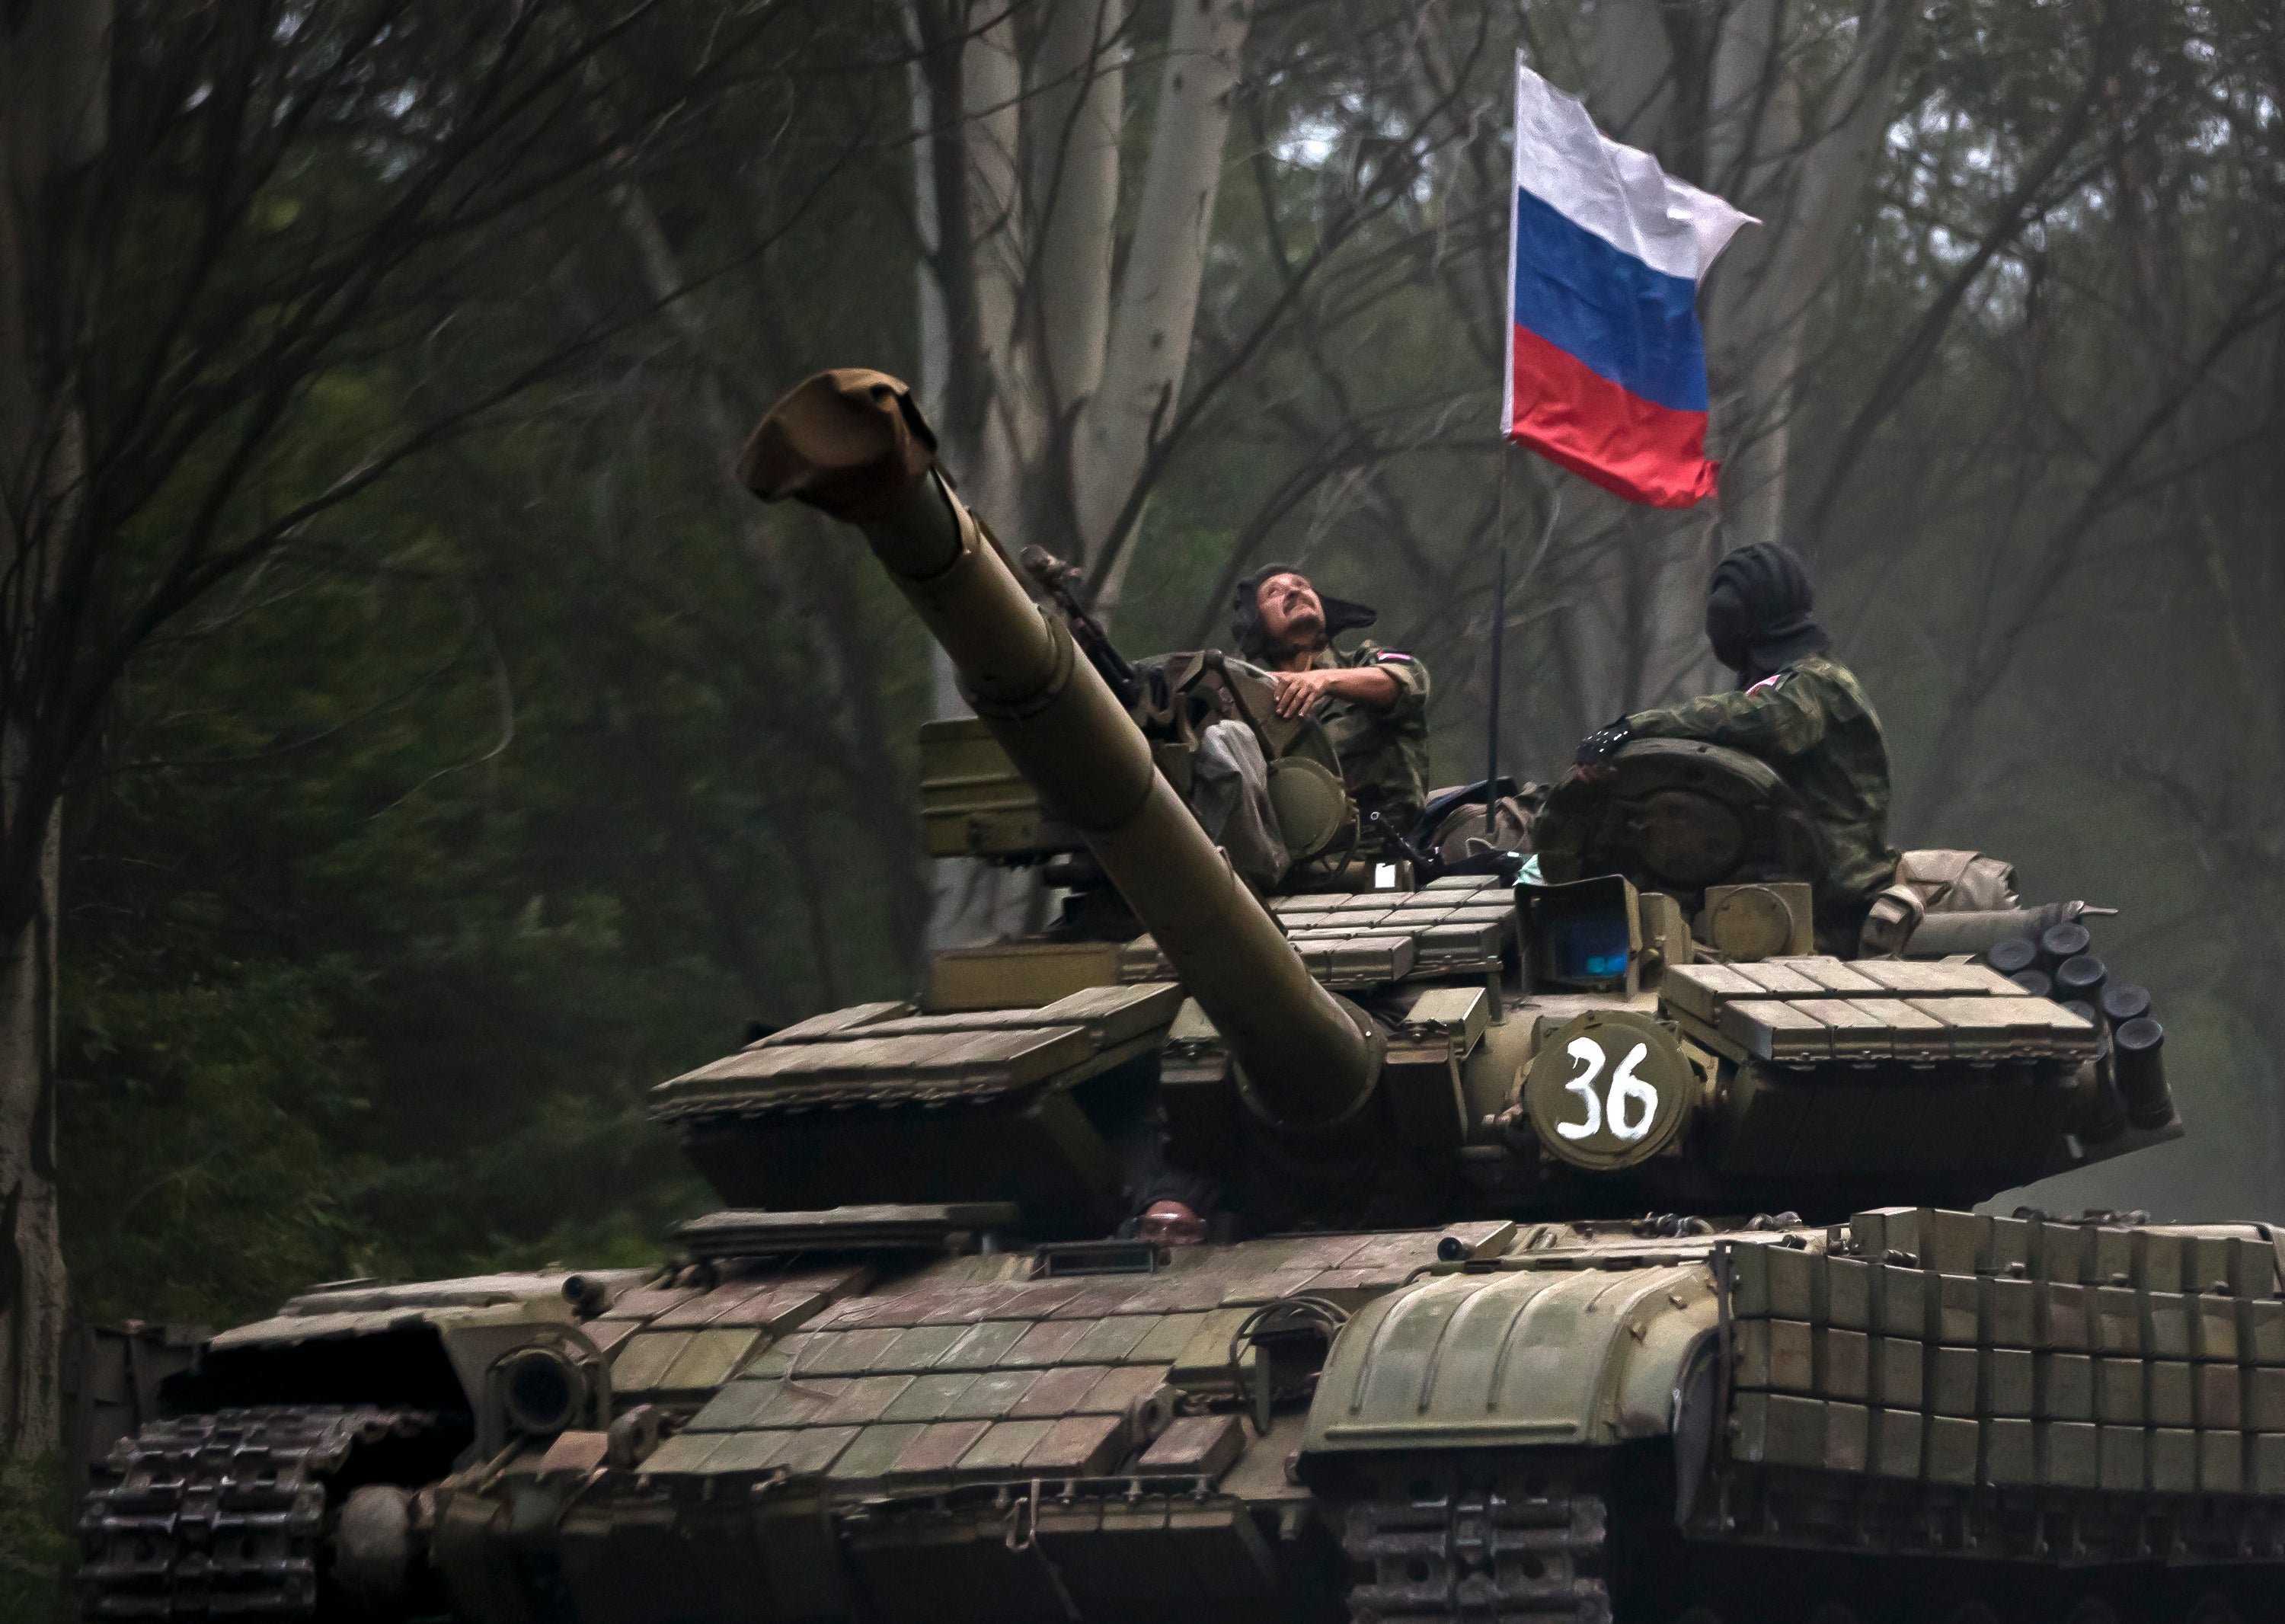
[1256,571,1326,650]
[1705,542,1830,682]
[1232,562,1377,663]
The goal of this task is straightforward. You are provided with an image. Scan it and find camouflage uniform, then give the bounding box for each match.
[1303,642,1431,844]
[1624,654,1898,949]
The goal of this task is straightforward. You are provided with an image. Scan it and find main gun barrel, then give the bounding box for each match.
[738,369,1379,1130]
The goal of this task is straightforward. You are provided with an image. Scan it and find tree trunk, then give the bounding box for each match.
[1078,0,1250,610]
[908,1,1047,950]
[0,813,68,1457]
[905,0,1251,948]
[0,0,108,1462]
[1031,0,1123,424]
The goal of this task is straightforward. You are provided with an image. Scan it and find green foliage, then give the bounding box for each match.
[60,959,372,1327]
[0,1453,71,1622]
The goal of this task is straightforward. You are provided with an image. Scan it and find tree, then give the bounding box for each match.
[0,0,110,1464]
[0,0,771,1460]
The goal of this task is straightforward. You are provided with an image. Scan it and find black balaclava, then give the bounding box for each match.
[1705,542,1830,684]
[1230,561,1377,663]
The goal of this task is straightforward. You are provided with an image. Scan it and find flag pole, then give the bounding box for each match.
[1484,447,1510,832]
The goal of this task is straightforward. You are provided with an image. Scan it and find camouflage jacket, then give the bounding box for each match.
[1624,654,1899,920]
[1302,641,1431,843]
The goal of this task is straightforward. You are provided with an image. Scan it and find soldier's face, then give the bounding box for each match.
[1258,573,1325,646]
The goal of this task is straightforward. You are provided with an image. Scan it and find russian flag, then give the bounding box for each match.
[1504,60,1754,509]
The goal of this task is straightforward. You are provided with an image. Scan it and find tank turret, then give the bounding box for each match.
[638,368,2185,1236]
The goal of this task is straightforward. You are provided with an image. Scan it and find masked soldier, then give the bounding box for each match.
[1573,542,1899,955]
[1231,563,1430,848]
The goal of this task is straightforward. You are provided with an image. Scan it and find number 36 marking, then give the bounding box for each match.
[1556,1036,1660,1143]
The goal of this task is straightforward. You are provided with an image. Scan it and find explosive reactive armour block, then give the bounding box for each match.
[1731,1392,1827,1468]
[1930,1347,1978,1418]
[2149,1362,2194,1431]
[2150,1428,2197,1494]
[1872,1408,1924,1480]
[1730,1242,1821,1321]
[1825,1402,1869,1473]
[2197,1363,2242,1431]
[1985,1417,2036,1486]
[2193,1295,2241,1362]
[2041,1285,2092,1353]
[1874,1338,1924,1410]
[2200,1430,2245,1496]
[1874,1264,1925,1337]
[1851,1207,1919,1261]
[2037,1354,2094,1422]
[2246,1300,2285,1367]
[1818,1328,1870,1403]
[1923,1210,1992,1276]
[1735,1320,1814,1392]
[2257,1434,2285,1496]
[1825,1257,1871,1330]
[2036,1222,2091,1284]
[2140,1232,2185,1294]
[2094,1290,2143,1356]
[2041,1421,2099,1489]
[1931,1274,1980,1345]
[2248,1368,2285,1432]
[1925,1416,1978,1485]
[1987,1277,2036,1349]
[2099,1426,2146,1491]
[2145,1293,2192,1360]
[2095,1359,2144,1426]
[1986,1348,2034,1418]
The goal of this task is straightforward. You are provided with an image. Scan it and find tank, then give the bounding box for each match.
[75,369,2280,1624]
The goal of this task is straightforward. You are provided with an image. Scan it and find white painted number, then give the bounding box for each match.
[1557,1037,1604,1140]
[1608,1043,1657,1142]
[1556,1036,1660,1143]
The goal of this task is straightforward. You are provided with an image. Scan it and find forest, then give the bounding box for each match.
[4,0,2283,1606]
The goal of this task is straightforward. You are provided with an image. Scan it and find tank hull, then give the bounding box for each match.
[85,1214,2285,1623]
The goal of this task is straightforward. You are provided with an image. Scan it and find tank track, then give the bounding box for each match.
[77,1405,446,1619]
[1343,1479,1612,1624]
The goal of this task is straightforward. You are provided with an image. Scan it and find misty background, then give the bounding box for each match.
[1,10,2279,1551]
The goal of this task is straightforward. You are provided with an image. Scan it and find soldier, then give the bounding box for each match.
[1231,563,1430,849]
[1572,542,1900,955]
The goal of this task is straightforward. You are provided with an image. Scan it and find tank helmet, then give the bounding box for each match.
[1705,542,1830,677]
[1231,561,1377,661]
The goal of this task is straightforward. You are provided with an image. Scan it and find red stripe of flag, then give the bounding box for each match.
[1507,324,1719,510]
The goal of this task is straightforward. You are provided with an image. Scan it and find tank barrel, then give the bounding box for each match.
[737,369,1379,1130]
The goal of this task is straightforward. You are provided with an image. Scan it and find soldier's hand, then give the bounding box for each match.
[1271,668,1338,718]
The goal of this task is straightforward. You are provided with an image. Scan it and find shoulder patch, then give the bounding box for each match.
[1747,673,1787,696]
[1372,651,1414,664]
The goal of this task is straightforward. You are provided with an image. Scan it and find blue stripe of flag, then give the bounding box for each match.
[1511,185,1709,414]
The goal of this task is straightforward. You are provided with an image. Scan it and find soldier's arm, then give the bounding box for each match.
[1366,647,1428,723]
[1261,653,1417,721]
[1624,671,1827,756]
